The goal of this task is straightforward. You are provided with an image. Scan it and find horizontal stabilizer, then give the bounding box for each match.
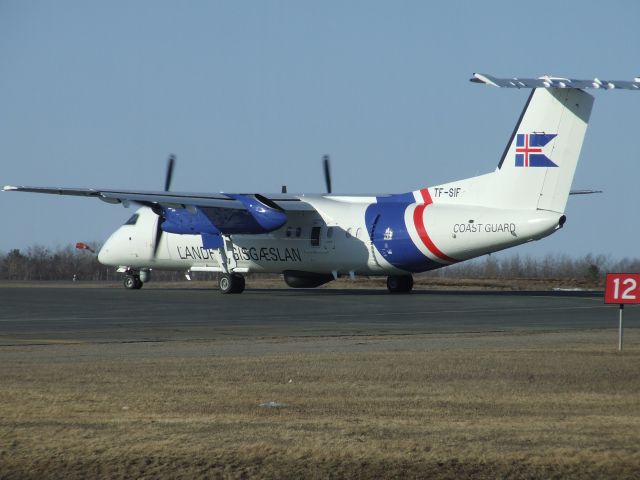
[471,73,640,90]
[569,189,603,195]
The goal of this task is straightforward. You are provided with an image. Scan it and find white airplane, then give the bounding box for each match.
[4,73,639,293]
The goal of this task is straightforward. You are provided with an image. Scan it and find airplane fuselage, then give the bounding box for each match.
[98,193,564,277]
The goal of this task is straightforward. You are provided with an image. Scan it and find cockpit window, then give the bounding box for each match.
[124,214,139,226]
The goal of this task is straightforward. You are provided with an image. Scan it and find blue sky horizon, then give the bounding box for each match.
[1,1,638,260]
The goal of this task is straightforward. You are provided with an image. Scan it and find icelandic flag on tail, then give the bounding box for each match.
[515,133,558,167]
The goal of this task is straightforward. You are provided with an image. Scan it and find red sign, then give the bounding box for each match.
[605,273,640,304]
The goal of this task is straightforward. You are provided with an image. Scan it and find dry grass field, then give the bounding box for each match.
[1,330,639,479]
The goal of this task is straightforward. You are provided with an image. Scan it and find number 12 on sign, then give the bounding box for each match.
[605,274,640,304]
[604,273,640,352]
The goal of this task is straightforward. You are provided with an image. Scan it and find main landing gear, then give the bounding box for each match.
[218,273,245,294]
[123,274,143,290]
[386,275,413,294]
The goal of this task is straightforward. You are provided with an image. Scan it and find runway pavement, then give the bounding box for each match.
[1,285,637,345]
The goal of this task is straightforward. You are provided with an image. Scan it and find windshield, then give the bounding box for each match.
[124,214,139,226]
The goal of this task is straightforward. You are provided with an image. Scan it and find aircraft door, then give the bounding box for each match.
[310,226,321,247]
[366,214,385,270]
[324,226,335,250]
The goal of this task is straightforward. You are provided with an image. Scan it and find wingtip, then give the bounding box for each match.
[3,185,19,191]
[470,73,498,87]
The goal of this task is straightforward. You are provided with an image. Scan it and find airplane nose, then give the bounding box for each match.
[97,243,108,264]
[97,239,115,266]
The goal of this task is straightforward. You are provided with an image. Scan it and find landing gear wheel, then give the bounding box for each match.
[386,275,413,294]
[219,273,245,294]
[233,274,246,293]
[124,275,143,290]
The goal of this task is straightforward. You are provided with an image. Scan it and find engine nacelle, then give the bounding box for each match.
[161,208,220,235]
[283,270,335,289]
[215,194,287,234]
[159,195,287,236]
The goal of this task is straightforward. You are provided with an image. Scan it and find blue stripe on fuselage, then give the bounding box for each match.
[365,194,443,273]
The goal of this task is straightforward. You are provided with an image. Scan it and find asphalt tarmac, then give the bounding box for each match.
[1,285,637,345]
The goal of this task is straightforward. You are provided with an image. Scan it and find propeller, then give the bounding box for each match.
[323,154,332,194]
[151,155,175,258]
[164,154,175,192]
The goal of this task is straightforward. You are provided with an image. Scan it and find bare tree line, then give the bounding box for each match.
[1,244,638,283]
[0,244,184,281]
[424,253,640,286]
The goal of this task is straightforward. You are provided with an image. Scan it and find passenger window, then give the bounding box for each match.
[124,214,139,226]
[286,227,292,237]
[327,227,334,239]
[310,226,321,247]
[295,227,302,238]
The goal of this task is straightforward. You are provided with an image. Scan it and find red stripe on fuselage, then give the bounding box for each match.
[419,188,432,204]
[413,189,457,263]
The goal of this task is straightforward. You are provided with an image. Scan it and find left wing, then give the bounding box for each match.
[2,185,315,240]
[2,185,305,208]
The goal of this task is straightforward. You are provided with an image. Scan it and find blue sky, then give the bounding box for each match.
[1,1,638,259]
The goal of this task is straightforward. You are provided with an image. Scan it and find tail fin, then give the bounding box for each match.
[427,87,594,213]
[490,87,593,212]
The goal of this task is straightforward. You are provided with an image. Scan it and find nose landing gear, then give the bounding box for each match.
[386,275,413,293]
[122,268,149,290]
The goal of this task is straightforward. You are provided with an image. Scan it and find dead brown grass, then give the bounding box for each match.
[1,332,639,479]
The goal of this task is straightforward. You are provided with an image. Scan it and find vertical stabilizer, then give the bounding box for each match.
[492,88,593,212]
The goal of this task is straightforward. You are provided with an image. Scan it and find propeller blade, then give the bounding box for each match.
[151,153,175,258]
[152,215,164,259]
[164,154,175,192]
[323,154,332,194]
